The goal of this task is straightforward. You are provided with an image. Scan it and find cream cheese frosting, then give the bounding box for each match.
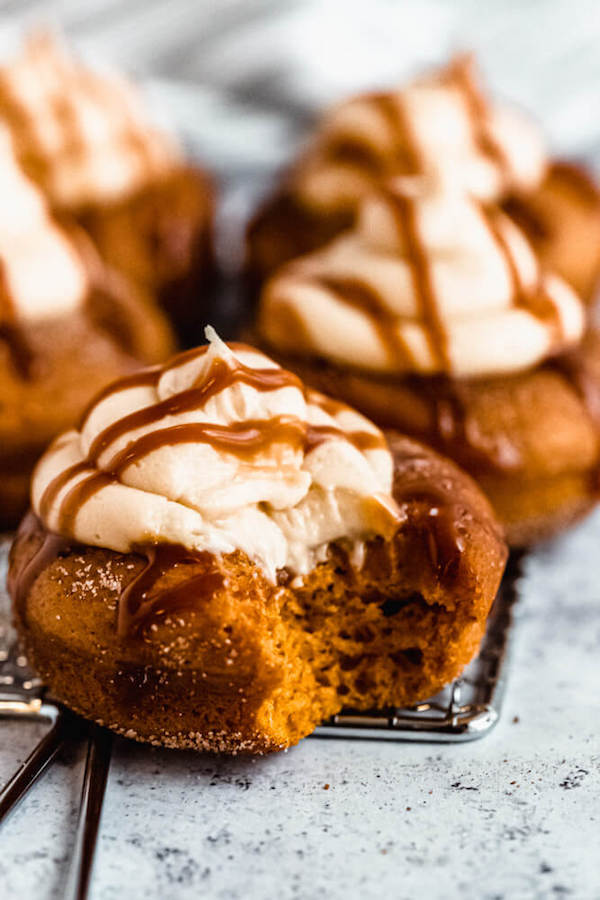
[0,33,180,210]
[0,127,88,323]
[32,329,400,580]
[259,178,585,379]
[289,56,546,215]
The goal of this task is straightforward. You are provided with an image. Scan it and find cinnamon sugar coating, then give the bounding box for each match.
[9,436,506,754]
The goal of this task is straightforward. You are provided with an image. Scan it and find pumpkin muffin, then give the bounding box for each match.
[246,56,600,303]
[8,332,506,754]
[256,178,598,546]
[0,128,174,527]
[0,33,215,339]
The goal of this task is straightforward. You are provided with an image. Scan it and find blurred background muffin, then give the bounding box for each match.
[0,126,174,527]
[0,33,215,341]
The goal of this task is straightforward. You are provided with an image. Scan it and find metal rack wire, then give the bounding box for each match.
[0,540,523,898]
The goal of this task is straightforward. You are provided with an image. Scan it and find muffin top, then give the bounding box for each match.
[0,32,181,210]
[32,329,401,580]
[286,55,546,215]
[259,177,585,379]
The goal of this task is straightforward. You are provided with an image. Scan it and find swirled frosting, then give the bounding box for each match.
[0,127,88,324]
[32,329,400,580]
[259,178,585,378]
[0,33,180,210]
[289,56,546,215]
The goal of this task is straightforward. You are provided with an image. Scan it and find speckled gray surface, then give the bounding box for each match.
[1,509,599,900]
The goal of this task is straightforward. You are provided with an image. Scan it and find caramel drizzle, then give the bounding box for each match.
[9,512,225,639]
[368,92,422,174]
[117,545,225,637]
[0,258,35,378]
[479,203,562,341]
[382,188,450,370]
[388,446,469,576]
[41,346,386,534]
[86,353,302,464]
[313,274,416,368]
[446,55,509,180]
[321,88,423,181]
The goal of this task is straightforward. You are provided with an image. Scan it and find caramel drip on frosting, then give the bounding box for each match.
[0,35,168,206]
[107,416,307,474]
[0,258,35,378]
[446,56,508,181]
[369,92,422,174]
[313,274,415,367]
[39,344,388,535]
[479,203,562,340]
[86,353,302,463]
[382,188,450,370]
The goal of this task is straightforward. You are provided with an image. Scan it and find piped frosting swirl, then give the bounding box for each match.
[0,126,88,325]
[32,329,400,580]
[289,56,546,215]
[0,33,180,210]
[259,178,585,379]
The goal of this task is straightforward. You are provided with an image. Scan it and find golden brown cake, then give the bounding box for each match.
[246,56,600,304]
[256,178,598,546]
[0,129,174,527]
[0,33,215,339]
[8,333,506,753]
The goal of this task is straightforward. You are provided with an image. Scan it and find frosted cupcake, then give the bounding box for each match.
[247,56,600,303]
[0,127,174,526]
[256,178,599,545]
[0,33,215,338]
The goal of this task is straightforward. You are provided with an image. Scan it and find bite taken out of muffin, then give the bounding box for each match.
[8,331,507,753]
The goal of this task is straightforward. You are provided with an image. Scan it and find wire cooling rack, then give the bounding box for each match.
[0,537,523,899]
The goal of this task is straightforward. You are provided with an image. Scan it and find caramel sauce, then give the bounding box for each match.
[368,92,422,174]
[304,423,384,454]
[78,367,161,429]
[382,188,450,370]
[8,513,75,622]
[108,416,307,474]
[480,203,562,340]
[118,545,225,637]
[313,274,416,368]
[393,470,466,577]
[86,353,302,464]
[429,376,523,474]
[9,513,225,639]
[0,259,35,378]
[446,56,508,180]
